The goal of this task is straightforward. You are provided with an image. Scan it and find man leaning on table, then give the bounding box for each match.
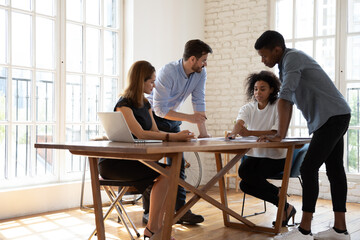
[141,39,213,225]
[255,30,351,240]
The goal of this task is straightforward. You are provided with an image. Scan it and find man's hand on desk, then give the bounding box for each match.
[257,134,283,142]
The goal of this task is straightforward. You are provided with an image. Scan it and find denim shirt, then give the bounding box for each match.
[278,48,351,134]
[147,59,207,118]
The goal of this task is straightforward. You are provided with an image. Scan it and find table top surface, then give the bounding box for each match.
[34,137,311,154]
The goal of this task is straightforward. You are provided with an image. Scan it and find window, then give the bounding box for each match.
[0,0,121,189]
[272,0,360,173]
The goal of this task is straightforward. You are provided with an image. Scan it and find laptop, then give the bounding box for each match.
[97,112,163,143]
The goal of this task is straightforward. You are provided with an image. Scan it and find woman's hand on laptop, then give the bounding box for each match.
[171,130,195,142]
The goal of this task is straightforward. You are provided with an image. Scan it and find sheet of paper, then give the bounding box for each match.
[191,136,258,142]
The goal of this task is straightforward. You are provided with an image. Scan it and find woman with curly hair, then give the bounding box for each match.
[227,70,296,226]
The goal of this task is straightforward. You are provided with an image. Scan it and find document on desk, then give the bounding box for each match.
[192,136,258,142]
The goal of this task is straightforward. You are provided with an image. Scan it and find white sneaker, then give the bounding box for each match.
[314,228,351,240]
[274,228,314,240]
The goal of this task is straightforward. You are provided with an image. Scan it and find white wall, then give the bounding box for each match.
[0,0,205,220]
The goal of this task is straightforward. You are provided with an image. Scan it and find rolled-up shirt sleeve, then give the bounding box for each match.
[279,52,302,105]
[191,69,207,112]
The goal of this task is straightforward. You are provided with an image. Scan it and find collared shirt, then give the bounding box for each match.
[278,48,351,134]
[147,59,207,118]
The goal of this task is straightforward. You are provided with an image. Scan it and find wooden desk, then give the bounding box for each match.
[35,138,310,240]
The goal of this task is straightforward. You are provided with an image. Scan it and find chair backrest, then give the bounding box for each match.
[289,143,309,177]
[241,143,309,179]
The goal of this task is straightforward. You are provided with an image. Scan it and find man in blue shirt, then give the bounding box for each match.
[142,39,212,225]
[255,31,351,240]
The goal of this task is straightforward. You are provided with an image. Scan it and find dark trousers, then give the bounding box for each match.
[301,114,350,213]
[238,156,286,206]
[142,113,185,213]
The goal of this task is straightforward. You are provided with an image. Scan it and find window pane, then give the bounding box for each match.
[86,0,100,25]
[295,0,314,38]
[66,23,83,72]
[347,83,360,127]
[85,76,100,122]
[275,0,292,40]
[316,37,335,80]
[292,107,307,127]
[103,77,117,111]
[0,0,8,6]
[86,27,100,74]
[104,30,118,75]
[36,0,54,16]
[65,125,82,172]
[348,0,360,33]
[66,0,83,22]
[294,40,313,57]
[12,13,32,67]
[317,0,336,36]
[0,125,7,180]
[347,36,360,80]
[36,71,54,122]
[35,125,54,175]
[0,67,7,121]
[86,124,100,140]
[0,9,8,64]
[12,0,32,11]
[66,75,82,122]
[104,0,117,28]
[12,125,31,177]
[36,17,55,69]
[347,129,360,173]
[12,69,32,121]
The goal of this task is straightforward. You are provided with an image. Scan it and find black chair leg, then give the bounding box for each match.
[241,192,266,218]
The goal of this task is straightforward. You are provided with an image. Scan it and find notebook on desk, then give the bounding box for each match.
[97,112,162,143]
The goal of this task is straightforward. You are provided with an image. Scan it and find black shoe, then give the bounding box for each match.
[272,203,297,227]
[142,213,149,224]
[177,210,204,225]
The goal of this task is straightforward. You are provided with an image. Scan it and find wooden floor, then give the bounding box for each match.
[1,187,360,240]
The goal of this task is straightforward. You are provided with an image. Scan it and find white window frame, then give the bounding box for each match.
[0,0,123,190]
[270,0,360,179]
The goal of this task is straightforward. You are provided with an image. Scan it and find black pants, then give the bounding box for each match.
[238,156,286,206]
[301,114,350,213]
[142,113,185,213]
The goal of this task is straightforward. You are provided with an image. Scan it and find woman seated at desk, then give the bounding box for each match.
[98,61,194,240]
[226,71,296,226]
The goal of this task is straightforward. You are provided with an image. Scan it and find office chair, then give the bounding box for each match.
[240,143,309,218]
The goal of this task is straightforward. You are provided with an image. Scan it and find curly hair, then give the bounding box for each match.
[245,71,281,105]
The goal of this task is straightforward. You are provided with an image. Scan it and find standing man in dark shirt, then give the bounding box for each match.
[255,30,351,240]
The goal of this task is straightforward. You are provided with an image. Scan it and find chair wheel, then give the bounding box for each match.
[136,233,141,237]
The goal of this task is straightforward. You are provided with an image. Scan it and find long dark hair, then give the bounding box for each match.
[245,71,280,105]
[122,61,155,107]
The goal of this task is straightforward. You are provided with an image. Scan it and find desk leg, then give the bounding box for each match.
[161,152,182,240]
[274,146,295,233]
[88,157,105,240]
[215,153,230,225]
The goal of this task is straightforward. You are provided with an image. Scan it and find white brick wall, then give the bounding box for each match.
[201,0,269,187]
[202,0,360,203]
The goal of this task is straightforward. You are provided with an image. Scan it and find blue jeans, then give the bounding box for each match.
[142,113,186,213]
[152,113,186,211]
